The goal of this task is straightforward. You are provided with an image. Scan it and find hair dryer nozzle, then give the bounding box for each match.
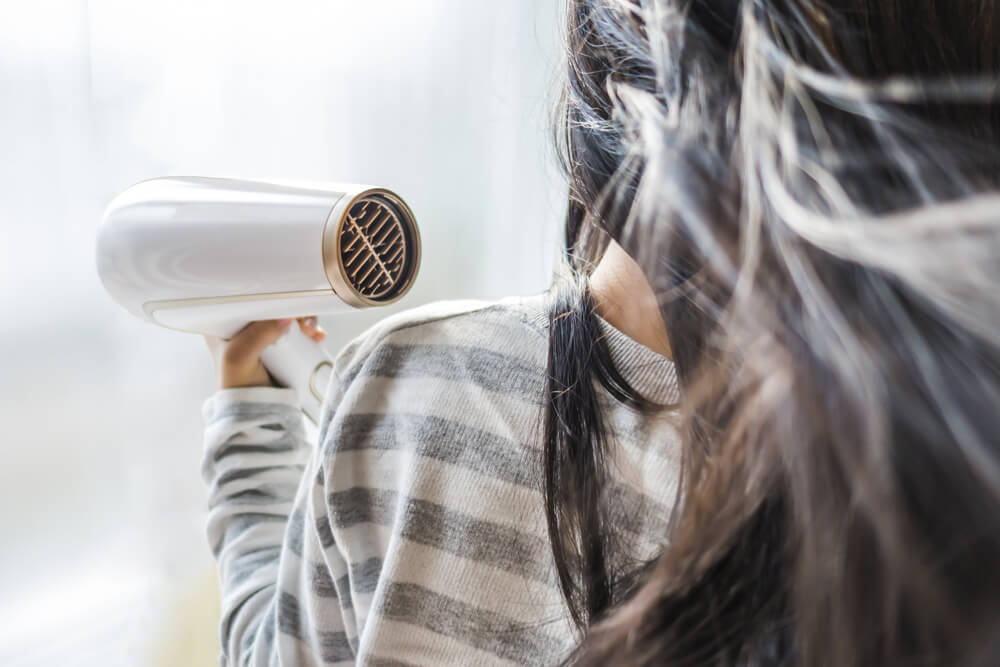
[323,189,421,309]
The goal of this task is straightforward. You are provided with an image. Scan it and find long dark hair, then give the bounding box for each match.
[543,0,1000,664]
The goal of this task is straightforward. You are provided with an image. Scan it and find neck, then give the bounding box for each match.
[588,240,673,359]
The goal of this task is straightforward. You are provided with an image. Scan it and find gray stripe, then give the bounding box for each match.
[224,547,282,589]
[328,487,552,583]
[217,465,304,486]
[262,601,276,653]
[212,402,302,423]
[240,610,259,654]
[213,513,286,557]
[278,591,303,640]
[336,556,382,596]
[341,343,544,399]
[212,441,298,462]
[312,561,338,597]
[226,484,293,505]
[311,558,354,611]
[323,413,541,490]
[316,513,336,549]
[278,591,354,662]
[605,483,672,539]
[259,422,286,431]
[239,600,276,655]
[379,582,565,663]
[287,509,304,557]
[319,630,355,663]
[211,405,303,462]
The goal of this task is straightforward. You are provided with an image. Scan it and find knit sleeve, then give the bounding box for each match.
[201,386,355,666]
[199,298,524,664]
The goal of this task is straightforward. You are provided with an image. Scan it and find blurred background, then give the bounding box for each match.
[0,1,564,664]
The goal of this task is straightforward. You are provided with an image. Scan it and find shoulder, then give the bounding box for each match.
[331,293,551,387]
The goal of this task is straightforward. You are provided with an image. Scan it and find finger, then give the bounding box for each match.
[226,319,293,364]
[204,335,224,354]
[298,316,326,342]
[298,316,317,334]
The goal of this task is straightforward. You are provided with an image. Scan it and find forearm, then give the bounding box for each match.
[202,386,310,664]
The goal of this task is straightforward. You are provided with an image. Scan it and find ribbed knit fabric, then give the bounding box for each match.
[201,293,682,666]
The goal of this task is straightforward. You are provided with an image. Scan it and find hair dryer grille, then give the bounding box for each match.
[341,197,408,299]
[325,191,420,307]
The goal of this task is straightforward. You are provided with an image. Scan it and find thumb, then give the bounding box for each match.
[225,318,293,365]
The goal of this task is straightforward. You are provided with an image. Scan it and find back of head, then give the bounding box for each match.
[558,0,1000,664]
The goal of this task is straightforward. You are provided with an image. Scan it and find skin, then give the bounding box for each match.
[206,240,670,388]
[588,239,673,359]
[204,317,326,390]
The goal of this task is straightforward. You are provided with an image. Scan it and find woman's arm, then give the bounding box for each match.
[200,318,357,665]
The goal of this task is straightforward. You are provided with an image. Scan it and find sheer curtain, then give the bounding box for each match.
[0,1,563,664]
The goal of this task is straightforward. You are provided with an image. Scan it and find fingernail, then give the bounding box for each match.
[279,318,293,327]
[305,317,317,327]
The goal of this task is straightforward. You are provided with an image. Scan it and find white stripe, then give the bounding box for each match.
[209,512,288,552]
[277,633,326,667]
[350,591,374,635]
[362,618,522,667]
[384,313,546,366]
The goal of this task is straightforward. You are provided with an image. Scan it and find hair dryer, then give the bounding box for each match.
[96,176,421,423]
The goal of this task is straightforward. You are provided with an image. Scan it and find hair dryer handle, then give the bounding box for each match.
[259,325,334,426]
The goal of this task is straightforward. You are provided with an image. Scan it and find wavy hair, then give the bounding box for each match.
[542,0,1000,664]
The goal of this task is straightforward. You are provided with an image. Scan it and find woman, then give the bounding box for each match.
[557,0,1000,665]
[203,243,676,665]
[203,0,1000,665]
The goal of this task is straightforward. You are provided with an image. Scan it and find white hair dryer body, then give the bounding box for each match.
[97,176,421,423]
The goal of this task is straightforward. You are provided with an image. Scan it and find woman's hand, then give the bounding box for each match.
[204,317,327,390]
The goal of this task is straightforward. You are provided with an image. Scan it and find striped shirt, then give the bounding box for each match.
[201,294,682,666]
